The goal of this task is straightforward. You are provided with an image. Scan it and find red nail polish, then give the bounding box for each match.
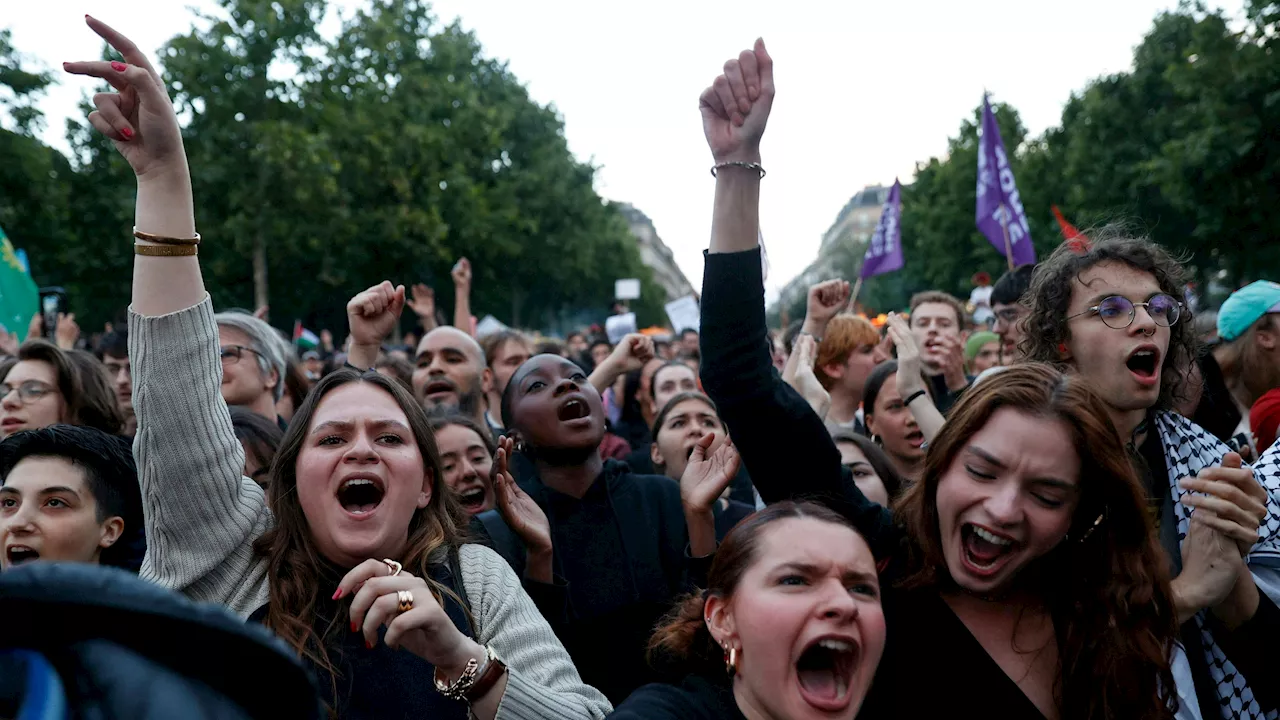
[350,621,358,632]
[111,61,126,72]
[365,640,373,650]
[120,128,133,139]
[332,588,343,601]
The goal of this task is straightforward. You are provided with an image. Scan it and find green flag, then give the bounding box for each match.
[0,226,38,341]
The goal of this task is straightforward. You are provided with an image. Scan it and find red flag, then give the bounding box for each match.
[1052,205,1090,253]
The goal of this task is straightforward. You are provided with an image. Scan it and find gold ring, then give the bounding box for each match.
[382,558,402,576]
[397,590,414,613]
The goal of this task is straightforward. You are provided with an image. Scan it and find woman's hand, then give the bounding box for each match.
[681,432,739,557]
[783,333,830,420]
[346,281,405,370]
[681,432,740,514]
[699,38,774,164]
[802,279,850,339]
[609,334,656,374]
[588,333,654,390]
[338,558,484,678]
[493,436,553,583]
[63,16,187,184]
[886,313,927,398]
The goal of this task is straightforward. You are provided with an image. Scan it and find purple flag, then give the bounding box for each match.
[860,180,904,279]
[975,95,1036,266]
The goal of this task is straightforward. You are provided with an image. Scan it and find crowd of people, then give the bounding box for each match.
[1,19,1277,720]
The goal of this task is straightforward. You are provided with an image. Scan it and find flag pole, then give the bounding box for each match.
[999,204,1015,271]
[847,277,864,314]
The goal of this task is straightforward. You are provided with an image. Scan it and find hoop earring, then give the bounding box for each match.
[871,435,882,446]
[723,644,738,676]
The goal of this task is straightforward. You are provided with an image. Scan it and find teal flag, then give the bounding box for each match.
[0,226,38,341]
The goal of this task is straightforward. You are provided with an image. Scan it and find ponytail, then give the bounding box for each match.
[647,593,722,677]
[643,501,860,679]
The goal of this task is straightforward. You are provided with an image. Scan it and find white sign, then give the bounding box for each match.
[605,312,637,344]
[474,315,508,338]
[615,278,641,300]
[664,295,700,333]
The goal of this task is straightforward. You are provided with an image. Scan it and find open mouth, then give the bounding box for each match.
[5,545,39,566]
[557,397,590,422]
[336,476,386,515]
[457,486,487,513]
[905,430,925,448]
[960,523,1019,577]
[423,380,456,397]
[1125,347,1159,380]
[795,636,859,710]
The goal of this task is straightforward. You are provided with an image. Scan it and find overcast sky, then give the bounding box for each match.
[9,0,1244,298]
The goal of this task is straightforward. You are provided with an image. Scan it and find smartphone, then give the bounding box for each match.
[38,287,67,340]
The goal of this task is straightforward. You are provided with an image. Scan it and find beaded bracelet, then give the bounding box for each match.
[710,161,766,179]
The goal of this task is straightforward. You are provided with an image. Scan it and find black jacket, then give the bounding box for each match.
[477,459,715,703]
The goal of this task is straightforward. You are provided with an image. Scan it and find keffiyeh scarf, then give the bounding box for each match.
[1157,412,1280,720]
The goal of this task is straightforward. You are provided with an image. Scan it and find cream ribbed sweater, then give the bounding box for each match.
[129,297,611,720]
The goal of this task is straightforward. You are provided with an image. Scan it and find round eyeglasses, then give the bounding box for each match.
[0,380,57,404]
[1068,294,1183,330]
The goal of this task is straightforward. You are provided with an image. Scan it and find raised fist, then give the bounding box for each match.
[699,38,775,164]
[347,281,405,349]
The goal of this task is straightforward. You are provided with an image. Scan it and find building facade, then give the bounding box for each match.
[616,202,695,301]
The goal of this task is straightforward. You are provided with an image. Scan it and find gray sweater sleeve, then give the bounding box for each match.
[129,297,271,616]
[459,544,612,719]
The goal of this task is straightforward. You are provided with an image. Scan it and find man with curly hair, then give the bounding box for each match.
[1023,232,1280,720]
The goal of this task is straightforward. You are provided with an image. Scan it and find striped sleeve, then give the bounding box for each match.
[459,544,612,719]
[129,296,271,616]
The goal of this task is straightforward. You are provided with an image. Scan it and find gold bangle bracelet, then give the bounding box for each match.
[135,242,198,257]
[133,227,201,245]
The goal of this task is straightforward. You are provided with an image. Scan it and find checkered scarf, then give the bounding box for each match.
[1156,412,1280,720]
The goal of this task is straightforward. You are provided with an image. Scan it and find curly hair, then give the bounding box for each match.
[1021,230,1197,412]
[894,363,1178,720]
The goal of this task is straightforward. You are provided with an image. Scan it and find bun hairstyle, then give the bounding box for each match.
[647,501,859,677]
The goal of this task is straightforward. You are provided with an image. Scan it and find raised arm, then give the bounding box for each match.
[66,17,269,614]
[587,334,655,392]
[696,40,897,559]
[452,258,474,335]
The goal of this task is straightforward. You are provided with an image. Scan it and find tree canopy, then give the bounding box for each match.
[1,0,663,336]
[772,1,1280,324]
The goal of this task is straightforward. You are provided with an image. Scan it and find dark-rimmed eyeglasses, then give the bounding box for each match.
[0,380,57,404]
[220,345,265,365]
[1068,294,1182,330]
[994,307,1024,324]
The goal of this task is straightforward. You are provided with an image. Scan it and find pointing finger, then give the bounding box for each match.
[85,15,158,74]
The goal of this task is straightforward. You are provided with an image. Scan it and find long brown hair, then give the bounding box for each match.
[648,501,860,678]
[894,363,1178,720]
[253,368,471,700]
[1216,313,1280,410]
